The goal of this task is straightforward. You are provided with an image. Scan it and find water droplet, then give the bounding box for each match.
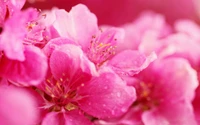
[121,107,127,113]
[88,102,91,105]
[117,92,121,97]
[103,104,106,107]
[104,86,108,90]
[111,110,115,115]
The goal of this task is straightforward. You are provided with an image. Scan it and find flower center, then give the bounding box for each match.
[133,82,160,111]
[41,75,82,112]
[87,31,117,67]
[23,14,49,47]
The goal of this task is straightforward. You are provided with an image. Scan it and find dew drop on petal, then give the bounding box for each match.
[117,92,121,97]
[121,107,127,113]
[111,110,115,115]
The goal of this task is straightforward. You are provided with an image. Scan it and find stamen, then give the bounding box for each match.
[65,103,78,111]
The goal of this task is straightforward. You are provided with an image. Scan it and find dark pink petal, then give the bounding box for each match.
[78,71,136,118]
[53,4,98,49]
[42,110,92,125]
[50,44,97,87]
[0,0,6,26]
[0,81,40,125]
[142,101,197,125]
[193,86,200,123]
[0,45,47,86]
[108,50,156,76]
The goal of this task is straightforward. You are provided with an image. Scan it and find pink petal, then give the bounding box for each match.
[0,0,6,26]
[43,37,76,57]
[9,0,26,9]
[175,20,200,41]
[142,101,197,125]
[145,58,198,103]
[50,44,97,87]
[108,50,157,76]
[158,33,200,68]
[53,4,98,49]
[42,110,92,125]
[0,45,48,86]
[78,71,136,118]
[0,81,40,125]
[95,108,143,125]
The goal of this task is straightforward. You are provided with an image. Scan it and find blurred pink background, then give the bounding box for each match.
[24,0,200,26]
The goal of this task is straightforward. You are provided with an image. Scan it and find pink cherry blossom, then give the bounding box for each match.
[47,4,157,76]
[96,58,198,125]
[38,43,136,124]
[0,8,49,61]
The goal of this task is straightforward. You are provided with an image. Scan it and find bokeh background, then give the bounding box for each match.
[24,0,200,26]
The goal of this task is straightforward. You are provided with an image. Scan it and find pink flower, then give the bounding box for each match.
[0,8,49,86]
[0,0,26,26]
[117,11,171,51]
[46,4,156,75]
[121,15,200,124]
[0,8,49,61]
[96,58,198,125]
[153,20,200,124]
[0,79,40,125]
[39,43,136,124]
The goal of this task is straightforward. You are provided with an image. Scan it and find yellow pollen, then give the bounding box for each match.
[65,103,78,111]
[56,82,63,91]
[46,79,51,83]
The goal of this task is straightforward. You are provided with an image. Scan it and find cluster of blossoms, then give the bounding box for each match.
[0,0,200,125]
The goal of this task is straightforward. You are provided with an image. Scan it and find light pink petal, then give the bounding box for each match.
[118,11,171,51]
[175,20,200,41]
[0,81,40,125]
[0,0,25,26]
[142,101,197,125]
[50,44,97,87]
[0,45,48,86]
[95,107,143,125]
[108,50,157,76]
[42,110,92,125]
[9,0,26,9]
[53,4,98,49]
[43,37,76,56]
[78,71,136,118]
[158,33,200,68]
[98,27,124,46]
